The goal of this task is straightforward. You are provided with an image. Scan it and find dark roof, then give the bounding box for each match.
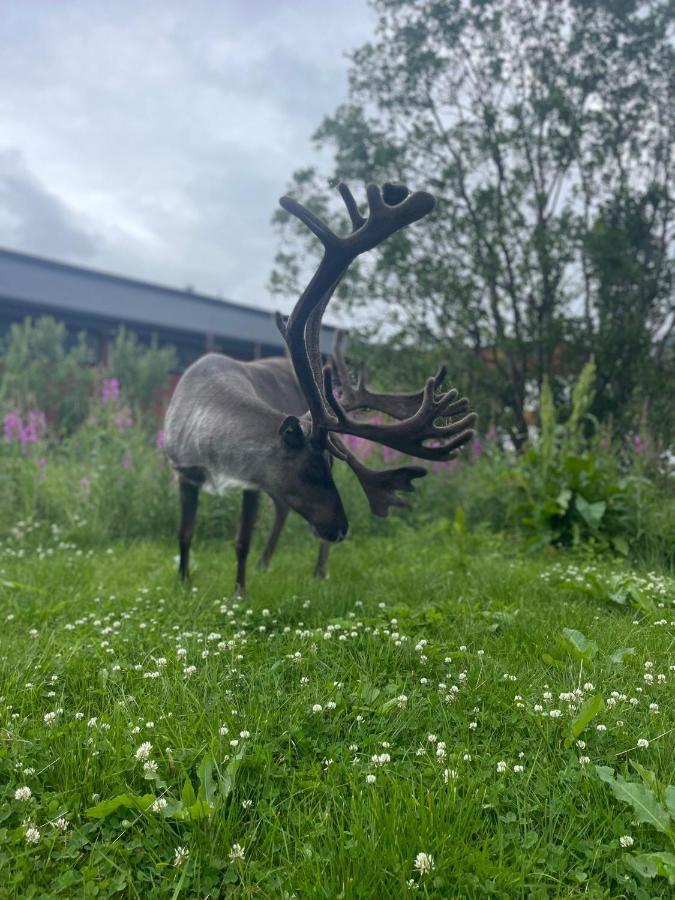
[0,246,336,352]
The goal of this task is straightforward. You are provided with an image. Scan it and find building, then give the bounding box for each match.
[0,246,336,372]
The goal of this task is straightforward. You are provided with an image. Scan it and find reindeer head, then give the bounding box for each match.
[277,181,477,526]
[269,414,347,543]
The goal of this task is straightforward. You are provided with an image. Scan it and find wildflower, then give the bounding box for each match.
[497,761,508,773]
[229,843,245,862]
[371,753,391,767]
[151,797,167,812]
[173,846,189,866]
[513,764,524,773]
[637,738,649,749]
[443,769,457,782]
[15,786,32,801]
[579,755,591,766]
[549,709,562,718]
[414,852,434,876]
[25,825,40,845]
[219,725,229,736]
[427,734,438,744]
[242,799,253,809]
[144,760,158,775]
[596,724,607,732]
[135,741,152,761]
[312,704,323,714]
[396,694,408,707]
[53,817,68,832]
[620,835,634,848]
[366,774,376,784]
[87,717,98,728]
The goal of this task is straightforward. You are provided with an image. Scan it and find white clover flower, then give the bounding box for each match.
[427,734,438,744]
[596,724,607,732]
[183,665,197,677]
[366,774,376,784]
[549,709,562,718]
[219,724,229,736]
[414,852,434,876]
[135,741,153,761]
[396,694,408,707]
[25,825,40,845]
[144,760,159,775]
[151,797,167,812]
[325,701,337,710]
[371,753,391,767]
[579,755,591,766]
[53,817,68,832]
[312,704,323,714]
[469,721,478,730]
[513,764,524,773]
[443,769,457,783]
[15,786,32,801]
[87,717,98,728]
[637,738,649,749]
[229,843,245,862]
[619,835,634,848]
[44,711,58,727]
[497,760,508,773]
[463,753,472,761]
[173,846,189,866]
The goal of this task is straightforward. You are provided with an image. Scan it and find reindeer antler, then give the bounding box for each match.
[277,182,435,441]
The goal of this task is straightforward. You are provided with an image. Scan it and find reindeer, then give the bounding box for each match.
[163,182,476,593]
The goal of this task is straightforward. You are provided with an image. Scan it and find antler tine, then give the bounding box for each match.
[337,184,366,230]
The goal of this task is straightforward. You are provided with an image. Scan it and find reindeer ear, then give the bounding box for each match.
[279,415,305,450]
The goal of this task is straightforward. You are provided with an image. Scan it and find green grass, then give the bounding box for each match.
[1,523,674,898]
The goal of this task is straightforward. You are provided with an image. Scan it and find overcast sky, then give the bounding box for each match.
[0,0,373,313]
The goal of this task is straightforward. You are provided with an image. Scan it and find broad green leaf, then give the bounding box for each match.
[560,628,598,662]
[611,535,629,555]
[665,785,675,820]
[575,495,606,529]
[595,766,671,833]
[626,852,675,885]
[86,793,155,819]
[570,693,603,738]
[556,488,572,512]
[629,760,659,792]
[197,753,216,805]
[609,646,636,665]
[181,777,197,808]
[219,749,244,800]
[187,799,213,821]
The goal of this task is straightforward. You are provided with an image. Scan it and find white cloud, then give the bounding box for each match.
[0,0,373,308]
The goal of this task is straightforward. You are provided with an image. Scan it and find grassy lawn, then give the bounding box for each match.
[1,524,674,898]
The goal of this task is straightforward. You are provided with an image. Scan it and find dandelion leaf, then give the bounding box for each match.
[569,693,603,738]
[595,766,671,833]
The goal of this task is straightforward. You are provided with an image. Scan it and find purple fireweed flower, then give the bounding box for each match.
[471,437,483,459]
[113,412,133,432]
[156,429,165,449]
[20,410,46,444]
[486,425,497,441]
[3,411,23,443]
[382,445,401,464]
[101,378,120,404]
[633,434,649,455]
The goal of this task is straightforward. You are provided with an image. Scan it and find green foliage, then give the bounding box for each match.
[0,316,94,434]
[109,327,176,422]
[271,0,673,445]
[1,529,674,895]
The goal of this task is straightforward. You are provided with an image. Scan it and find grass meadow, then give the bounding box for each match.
[1,521,674,898]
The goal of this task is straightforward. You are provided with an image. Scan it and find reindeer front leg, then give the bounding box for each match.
[234,489,260,596]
